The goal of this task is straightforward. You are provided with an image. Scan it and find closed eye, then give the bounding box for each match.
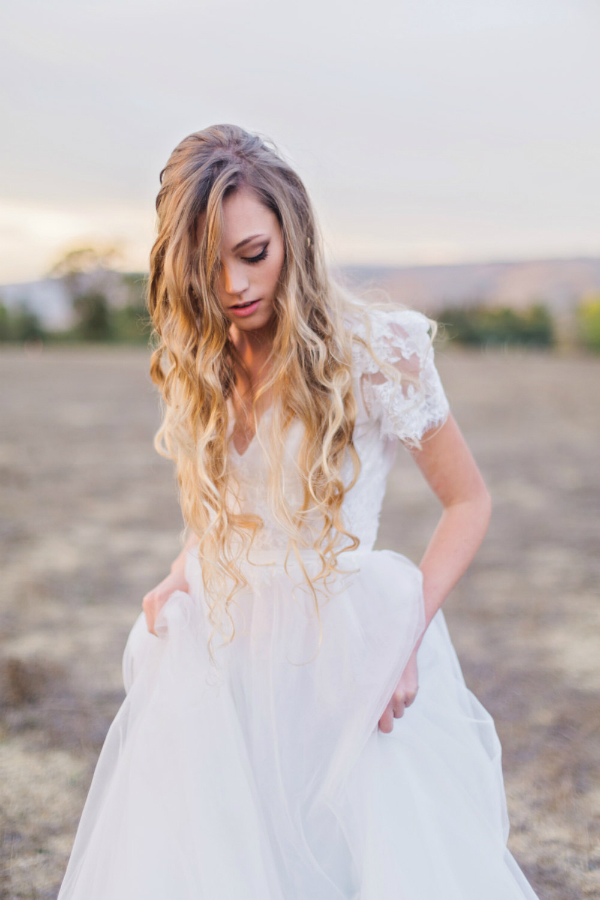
[242,244,269,264]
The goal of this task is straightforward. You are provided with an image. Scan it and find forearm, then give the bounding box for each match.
[170,530,200,575]
[417,491,492,640]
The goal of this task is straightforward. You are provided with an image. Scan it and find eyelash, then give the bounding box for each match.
[242,245,269,264]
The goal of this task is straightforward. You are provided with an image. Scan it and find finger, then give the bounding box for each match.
[142,595,157,637]
[392,691,407,718]
[142,593,155,614]
[379,707,394,734]
[143,609,156,637]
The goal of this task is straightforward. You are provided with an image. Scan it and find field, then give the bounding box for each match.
[0,343,599,899]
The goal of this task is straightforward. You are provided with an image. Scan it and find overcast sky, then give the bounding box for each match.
[1,0,599,283]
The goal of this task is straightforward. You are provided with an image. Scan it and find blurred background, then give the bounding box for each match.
[1,1,599,898]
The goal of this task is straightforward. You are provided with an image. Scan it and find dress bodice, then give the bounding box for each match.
[226,307,450,556]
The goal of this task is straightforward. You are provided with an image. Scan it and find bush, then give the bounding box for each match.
[575,297,600,353]
[71,285,151,344]
[72,291,114,342]
[0,301,45,342]
[0,303,11,341]
[113,303,152,343]
[437,303,555,348]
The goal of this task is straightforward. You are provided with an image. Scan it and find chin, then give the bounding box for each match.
[234,308,275,332]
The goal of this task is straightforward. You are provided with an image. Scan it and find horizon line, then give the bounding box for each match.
[2,252,600,288]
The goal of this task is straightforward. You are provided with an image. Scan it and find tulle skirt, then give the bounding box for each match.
[57,548,539,899]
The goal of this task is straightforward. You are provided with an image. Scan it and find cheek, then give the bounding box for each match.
[265,246,285,292]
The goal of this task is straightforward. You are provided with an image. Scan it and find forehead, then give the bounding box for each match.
[196,187,277,244]
[221,188,277,241]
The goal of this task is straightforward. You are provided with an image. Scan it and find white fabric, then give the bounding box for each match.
[57,307,540,900]
[350,306,450,447]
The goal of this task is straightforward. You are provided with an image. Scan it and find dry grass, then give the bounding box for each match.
[0,343,598,899]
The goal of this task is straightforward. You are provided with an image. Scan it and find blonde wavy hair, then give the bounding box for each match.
[147,123,437,659]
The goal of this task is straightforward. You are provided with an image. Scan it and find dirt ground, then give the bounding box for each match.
[0,342,598,899]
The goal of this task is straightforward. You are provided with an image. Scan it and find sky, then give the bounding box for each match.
[1,0,599,283]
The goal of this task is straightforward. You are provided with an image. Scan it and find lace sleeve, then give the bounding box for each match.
[352,307,450,448]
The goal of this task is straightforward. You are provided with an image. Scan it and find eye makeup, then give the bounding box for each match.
[242,243,269,264]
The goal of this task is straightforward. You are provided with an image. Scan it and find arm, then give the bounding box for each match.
[411,412,492,640]
[170,530,200,577]
[142,530,200,636]
[379,413,491,732]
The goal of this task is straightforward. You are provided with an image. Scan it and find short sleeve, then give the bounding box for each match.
[351,307,450,448]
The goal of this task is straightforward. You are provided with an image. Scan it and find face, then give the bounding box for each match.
[201,186,285,334]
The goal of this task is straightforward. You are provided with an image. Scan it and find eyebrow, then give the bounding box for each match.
[232,233,267,252]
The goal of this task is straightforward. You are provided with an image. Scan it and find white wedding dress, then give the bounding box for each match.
[57,308,540,900]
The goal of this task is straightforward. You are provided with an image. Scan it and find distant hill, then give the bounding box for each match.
[2,257,599,329]
[335,256,600,319]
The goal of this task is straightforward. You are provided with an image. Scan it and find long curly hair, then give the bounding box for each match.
[147,123,433,659]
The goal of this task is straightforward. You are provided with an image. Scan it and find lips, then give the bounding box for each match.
[228,298,262,318]
[230,299,259,309]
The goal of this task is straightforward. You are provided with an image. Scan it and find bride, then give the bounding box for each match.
[58,123,540,899]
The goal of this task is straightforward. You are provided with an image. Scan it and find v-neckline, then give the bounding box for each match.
[229,403,274,459]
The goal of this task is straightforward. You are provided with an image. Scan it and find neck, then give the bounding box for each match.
[230,322,275,383]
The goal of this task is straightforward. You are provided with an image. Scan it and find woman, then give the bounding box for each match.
[58,124,540,899]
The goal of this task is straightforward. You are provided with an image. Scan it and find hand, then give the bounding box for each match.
[142,567,189,636]
[378,645,419,734]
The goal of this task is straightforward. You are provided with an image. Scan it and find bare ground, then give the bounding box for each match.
[0,343,598,899]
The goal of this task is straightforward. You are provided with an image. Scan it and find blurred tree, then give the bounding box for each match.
[47,244,124,281]
[122,272,148,306]
[0,301,11,341]
[111,272,152,342]
[113,303,152,343]
[437,303,555,348]
[12,303,45,342]
[47,243,127,336]
[575,296,600,352]
[0,300,45,342]
[73,291,114,342]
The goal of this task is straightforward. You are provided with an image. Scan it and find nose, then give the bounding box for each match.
[221,260,250,298]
